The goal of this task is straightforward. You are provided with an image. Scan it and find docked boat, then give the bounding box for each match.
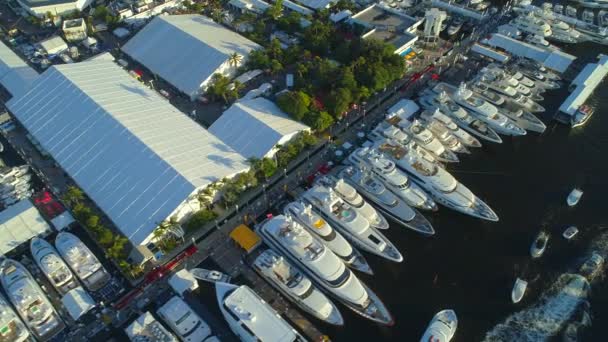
[0,259,65,341]
[571,105,594,128]
[419,108,482,148]
[215,282,306,342]
[567,188,583,206]
[563,226,579,240]
[301,185,403,263]
[56,232,111,291]
[190,268,232,284]
[31,237,78,295]
[0,142,3,153]
[530,231,549,258]
[511,278,528,303]
[157,296,216,342]
[257,216,394,325]
[347,144,437,211]
[420,310,458,342]
[447,17,464,36]
[388,116,460,163]
[0,292,30,342]
[419,92,502,143]
[417,116,470,154]
[338,166,435,236]
[476,76,545,113]
[469,82,506,106]
[497,107,546,133]
[579,252,604,280]
[315,176,389,230]
[284,201,372,274]
[370,143,499,221]
[253,249,344,326]
[368,123,442,165]
[438,83,527,136]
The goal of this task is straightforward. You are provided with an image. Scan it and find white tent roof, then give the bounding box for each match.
[39,35,68,55]
[559,54,608,116]
[0,41,39,97]
[0,199,51,255]
[122,15,261,98]
[126,311,179,341]
[61,286,96,320]
[7,60,248,245]
[169,269,199,296]
[209,98,309,158]
[50,211,75,231]
[387,99,420,119]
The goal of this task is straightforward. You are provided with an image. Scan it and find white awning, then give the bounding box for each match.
[61,287,96,320]
[0,199,52,255]
[169,269,199,296]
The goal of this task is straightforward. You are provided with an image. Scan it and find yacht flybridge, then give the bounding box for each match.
[368,123,442,165]
[419,109,482,148]
[56,232,111,291]
[417,116,471,154]
[284,201,373,275]
[337,166,435,236]
[301,185,403,262]
[347,145,437,211]
[30,237,78,295]
[257,216,394,325]
[253,249,344,326]
[314,176,389,230]
[419,92,502,144]
[0,292,29,342]
[365,143,499,221]
[0,259,65,342]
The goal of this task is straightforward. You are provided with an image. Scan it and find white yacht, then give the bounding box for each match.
[511,12,552,37]
[474,79,545,113]
[437,83,527,136]
[284,201,373,275]
[419,92,502,144]
[55,232,111,292]
[417,116,470,154]
[347,144,437,211]
[468,82,506,106]
[0,292,30,342]
[419,109,482,148]
[30,237,78,295]
[387,115,460,163]
[420,310,458,342]
[301,185,403,263]
[157,296,216,342]
[253,249,344,326]
[497,107,546,133]
[516,67,561,89]
[370,143,499,221]
[215,282,306,342]
[507,68,546,95]
[314,176,389,230]
[338,166,435,236]
[548,19,585,43]
[0,259,65,341]
[368,123,442,165]
[257,216,394,325]
[447,17,464,36]
[524,34,560,50]
[574,0,608,10]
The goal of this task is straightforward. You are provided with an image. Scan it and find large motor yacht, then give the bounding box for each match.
[420,310,458,342]
[56,232,111,292]
[253,249,344,325]
[314,176,389,230]
[370,142,499,221]
[510,12,552,37]
[338,165,435,236]
[468,82,506,106]
[301,185,403,263]
[419,108,481,148]
[0,259,65,341]
[497,107,546,133]
[347,145,437,211]
[284,201,372,275]
[387,115,460,163]
[157,296,217,342]
[417,116,470,154]
[215,282,306,342]
[474,79,545,113]
[0,292,30,342]
[419,92,502,144]
[368,123,442,165]
[256,216,394,325]
[30,237,78,295]
[437,83,527,136]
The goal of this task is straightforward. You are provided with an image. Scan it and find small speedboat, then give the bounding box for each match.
[420,310,458,342]
[579,252,604,280]
[563,226,579,240]
[511,278,528,303]
[567,188,583,207]
[530,231,549,258]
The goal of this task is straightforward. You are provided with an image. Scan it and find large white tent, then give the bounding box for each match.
[7,60,249,246]
[0,41,39,97]
[0,199,51,255]
[209,98,309,159]
[122,14,261,100]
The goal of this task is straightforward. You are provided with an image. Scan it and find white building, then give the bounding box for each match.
[62,18,87,42]
[39,35,69,55]
[17,0,95,17]
[6,60,249,247]
[424,8,447,40]
[0,41,39,97]
[157,296,214,342]
[559,54,608,116]
[0,199,52,256]
[209,98,310,159]
[228,0,271,14]
[122,14,261,101]
[125,311,179,342]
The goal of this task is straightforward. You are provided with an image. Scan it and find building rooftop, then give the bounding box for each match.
[157,296,212,341]
[209,98,309,158]
[294,0,335,10]
[0,41,39,97]
[39,35,68,55]
[125,312,178,342]
[61,286,96,321]
[0,199,52,256]
[63,18,85,29]
[168,269,198,296]
[352,4,419,30]
[6,60,249,245]
[121,15,260,98]
[559,54,608,115]
[365,29,417,49]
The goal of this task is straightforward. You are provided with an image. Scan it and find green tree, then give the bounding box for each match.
[270,59,283,75]
[260,158,277,178]
[85,215,100,230]
[107,235,128,259]
[93,6,109,20]
[72,203,91,221]
[228,52,243,68]
[266,0,283,20]
[300,131,318,146]
[276,91,311,121]
[98,227,114,246]
[326,87,352,118]
[207,73,232,103]
[63,186,84,207]
[304,111,334,132]
[247,49,271,69]
[185,209,218,230]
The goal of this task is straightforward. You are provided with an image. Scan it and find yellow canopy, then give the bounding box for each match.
[229,224,261,253]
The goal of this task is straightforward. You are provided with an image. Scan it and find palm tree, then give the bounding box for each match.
[228,52,243,68]
[63,186,84,207]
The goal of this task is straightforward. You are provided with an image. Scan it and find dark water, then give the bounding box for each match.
[316,44,608,341]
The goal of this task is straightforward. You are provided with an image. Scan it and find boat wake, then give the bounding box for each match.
[484,230,608,342]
